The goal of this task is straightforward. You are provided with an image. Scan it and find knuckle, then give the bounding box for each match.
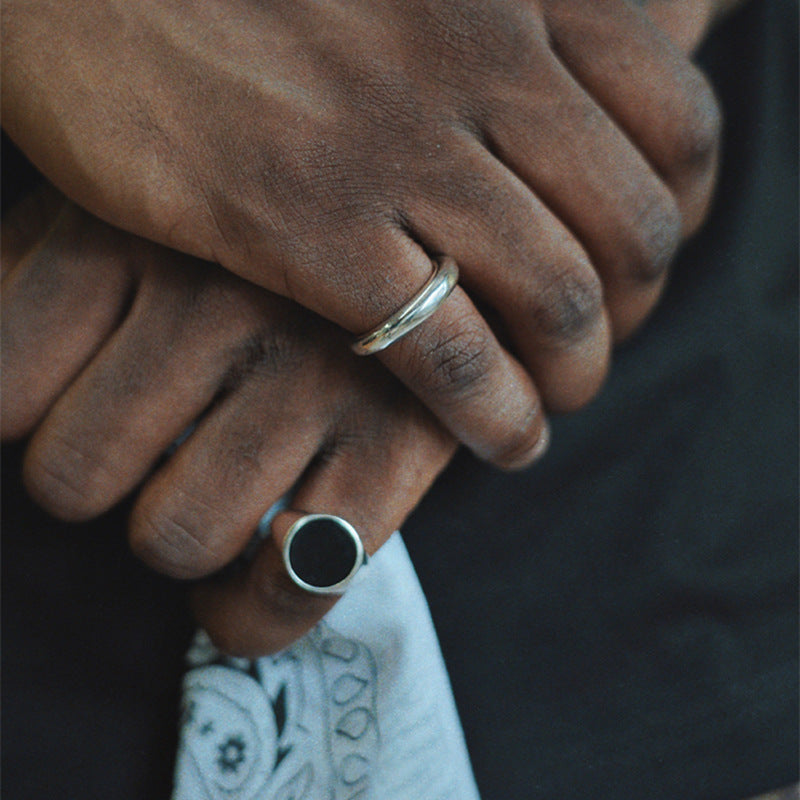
[243,324,309,376]
[224,319,319,390]
[129,500,224,579]
[534,259,604,342]
[429,3,543,81]
[23,436,114,521]
[625,189,682,283]
[670,72,722,173]
[414,315,497,405]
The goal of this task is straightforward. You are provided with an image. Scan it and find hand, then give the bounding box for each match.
[2,0,721,468]
[637,0,748,53]
[1,185,457,655]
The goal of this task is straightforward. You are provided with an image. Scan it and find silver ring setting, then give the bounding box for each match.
[282,514,366,595]
[352,257,459,355]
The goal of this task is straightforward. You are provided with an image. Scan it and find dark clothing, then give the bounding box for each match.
[2,2,797,798]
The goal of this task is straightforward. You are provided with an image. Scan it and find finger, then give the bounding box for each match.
[128,307,337,579]
[379,280,548,468]
[544,0,721,235]
[0,182,64,280]
[1,203,134,439]
[22,260,261,521]
[638,1,715,54]
[405,137,613,406]
[254,227,548,469]
[192,395,456,657]
[475,56,682,340]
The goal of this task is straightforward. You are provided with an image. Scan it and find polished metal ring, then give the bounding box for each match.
[282,514,366,595]
[352,257,459,356]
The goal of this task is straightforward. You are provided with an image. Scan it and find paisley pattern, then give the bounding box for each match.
[173,532,481,800]
[174,623,379,800]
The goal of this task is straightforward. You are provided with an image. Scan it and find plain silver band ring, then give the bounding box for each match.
[351,257,459,356]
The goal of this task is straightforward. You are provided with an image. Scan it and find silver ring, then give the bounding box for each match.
[352,257,459,356]
[282,514,366,595]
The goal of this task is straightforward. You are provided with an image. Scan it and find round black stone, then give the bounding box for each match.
[288,518,358,588]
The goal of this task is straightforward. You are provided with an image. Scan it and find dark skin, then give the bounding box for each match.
[3,0,725,470]
[1,1,741,655]
[2,186,457,655]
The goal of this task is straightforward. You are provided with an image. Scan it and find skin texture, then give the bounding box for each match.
[0,0,738,655]
[1,186,458,654]
[2,0,723,469]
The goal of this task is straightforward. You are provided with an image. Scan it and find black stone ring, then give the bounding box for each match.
[282,514,366,595]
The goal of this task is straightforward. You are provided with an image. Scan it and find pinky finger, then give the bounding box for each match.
[192,398,456,657]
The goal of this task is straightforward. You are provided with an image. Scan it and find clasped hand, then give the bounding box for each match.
[2,0,723,654]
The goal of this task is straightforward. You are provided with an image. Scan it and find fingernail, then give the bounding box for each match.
[530,420,550,461]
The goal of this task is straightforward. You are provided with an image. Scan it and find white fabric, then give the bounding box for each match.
[173,532,481,800]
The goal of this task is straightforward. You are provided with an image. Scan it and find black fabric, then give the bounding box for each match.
[405,3,799,798]
[1,443,195,799]
[2,2,797,799]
